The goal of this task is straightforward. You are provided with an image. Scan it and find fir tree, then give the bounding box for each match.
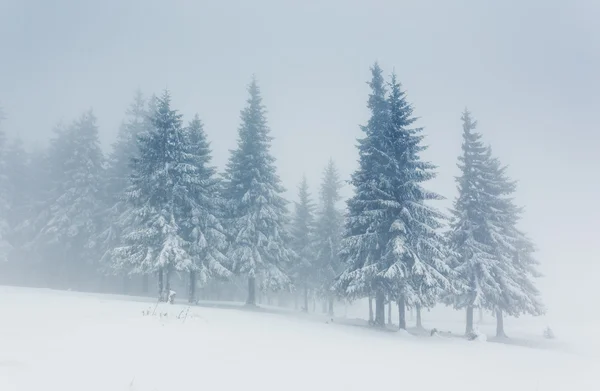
[223,78,292,306]
[180,114,231,302]
[0,109,11,262]
[35,111,105,287]
[338,66,451,329]
[112,90,194,300]
[290,175,316,312]
[448,109,544,337]
[98,91,148,277]
[337,63,389,326]
[314,159,343,315]
[4,138,30,258]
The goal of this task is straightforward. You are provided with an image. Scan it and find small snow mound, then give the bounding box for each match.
[466,327,486,342]
[397,329,414,338]
[543,326,555,339]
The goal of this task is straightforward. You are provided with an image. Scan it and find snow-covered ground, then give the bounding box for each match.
[0,286,597,391]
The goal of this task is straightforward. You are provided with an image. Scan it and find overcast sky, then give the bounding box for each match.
[1,0,598,318]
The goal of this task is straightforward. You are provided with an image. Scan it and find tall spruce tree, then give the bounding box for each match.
[35,111,105,287]
[314,159,343,315]
[223,79,292,306]
[448,109,544,337]
[290,175,316,312]
[338,66,450,329]
[181,114,231,302]
[4,138,30,260]
[337,63,389,326]
[98,91,148,279]
[0,109,11,262]
[383,74,451,329]
[112,90,195,300]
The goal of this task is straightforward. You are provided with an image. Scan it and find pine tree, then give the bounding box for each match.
[112,90,194,300]
[337,63,389,326]
[448,109,544,337]
[223,78,292,306]
[98,91,148,278]
[0,109,11,262]
[338,66,451,329]
[180,114,231,303]
[314,159,343,315]
[290,175,316,312]
[35,111,105,287]
[4,138,30,259]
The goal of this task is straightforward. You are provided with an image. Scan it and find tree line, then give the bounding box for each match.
[0,63,544,337]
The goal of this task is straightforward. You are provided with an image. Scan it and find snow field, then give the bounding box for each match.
[0,286,597,391]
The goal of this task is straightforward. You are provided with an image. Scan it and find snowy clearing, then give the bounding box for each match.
[0,286,596,391]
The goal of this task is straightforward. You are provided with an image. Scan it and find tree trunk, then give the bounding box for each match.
[294,293,299,310]
[322,300,327,313]
[496,310,506,338]
[328,295,334,316]
[165,269,171,298]
[368,295,374,323]
[157,268,164,301]
[303,284,309,312]
[466,306,474,335]
[416,303,423,329]
[387,300,392,325]
[247,276,256,306]
[122,275,129,295]
[142,274,149,294]
[375,291,385,327]
[188,270,196,304]
[398,296,406,330]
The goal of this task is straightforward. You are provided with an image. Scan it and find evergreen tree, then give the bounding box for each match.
[181,114,231,302]
[314,159,343,315]
[223,79,292,306]
[4,138,30,258]
[290,175,316,312]
[35,111,105,287]
[112,90,194,300]
[0,109,11,262]
[448,109,544,337]
[337,66,451,329]
[98,91,148,276]
[337,63,389,326]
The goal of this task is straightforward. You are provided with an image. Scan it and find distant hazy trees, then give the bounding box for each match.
[0,65,544,337]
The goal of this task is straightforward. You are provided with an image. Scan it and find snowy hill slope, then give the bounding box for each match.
[0,286,596,391]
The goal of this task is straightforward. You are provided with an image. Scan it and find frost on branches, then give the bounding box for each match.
[112,91,230,300]
[337,64,451,329]
[0,113,11,262]
[223,79,292,306]
[313,159,344,315]
[98,91,150,274]
[290,175,316,312]
[33,111,105,287]
[447,109,544,337]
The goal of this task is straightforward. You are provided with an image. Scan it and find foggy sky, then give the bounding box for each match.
[1,0,598,318]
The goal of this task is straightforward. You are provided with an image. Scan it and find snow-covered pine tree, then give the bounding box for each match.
[0,109,11,262]
[379,73,451,329]
[4,138,30,260]
[290,175,316,312]
[338,67,451,329]
[314,159,343,316]
[448,109,544,337]
[112,90,194,301]
[337,63,390,326]
[180,114,231,303]
[35,111,105,288]
[223,78,292,306]
[480,147,544,337]
[98,91,148,282]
